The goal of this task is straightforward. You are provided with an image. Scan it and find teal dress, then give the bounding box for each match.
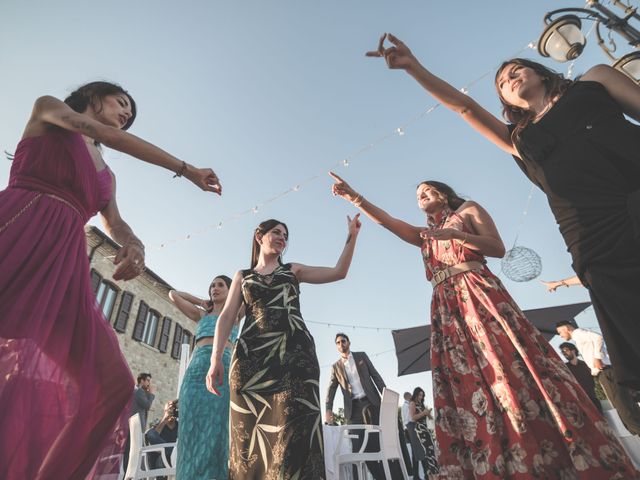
[176,313,238,480]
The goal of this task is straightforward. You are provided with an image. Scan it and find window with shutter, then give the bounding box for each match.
[96,281,119,322]
[158,317,172,353]
[132,301,148,341]
[90,269,102,294]
[171,323,183,359]
[141,310,160,347]
[114,292,134,333]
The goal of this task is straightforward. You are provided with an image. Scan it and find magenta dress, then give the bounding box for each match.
[0,129,134,479]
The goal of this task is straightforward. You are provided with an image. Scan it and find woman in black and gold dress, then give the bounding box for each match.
[207,216,361,480]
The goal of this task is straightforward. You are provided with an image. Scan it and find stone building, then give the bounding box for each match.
[86,225,197,426]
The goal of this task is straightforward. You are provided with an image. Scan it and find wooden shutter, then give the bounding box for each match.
[158,317,172,353]
[114,292,134,332]
[132,301,148,341]
[171,323,183,359]
[90,269,102,294]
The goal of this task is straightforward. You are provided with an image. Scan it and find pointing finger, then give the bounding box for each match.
[329,171,344,182]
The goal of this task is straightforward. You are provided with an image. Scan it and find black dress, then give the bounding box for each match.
[228,263,325,480]
[511,80,640,388]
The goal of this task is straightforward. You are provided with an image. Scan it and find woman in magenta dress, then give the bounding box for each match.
[330,173,637,479]
[0,81,222,480]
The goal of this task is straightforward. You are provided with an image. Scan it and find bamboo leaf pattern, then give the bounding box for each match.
[229,265,325,478]
[230,400,252,415]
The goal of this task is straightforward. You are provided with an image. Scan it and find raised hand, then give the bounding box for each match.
[365,33,419,71]
[186,166,222,195]
[113,242,145,281]
[420,228,461,242]
[329,171,359,203]
[347,213,362,237]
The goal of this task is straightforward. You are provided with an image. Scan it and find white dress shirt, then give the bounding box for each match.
[341,353,366,399]
[572,328,611,376]
[401,400,410,427]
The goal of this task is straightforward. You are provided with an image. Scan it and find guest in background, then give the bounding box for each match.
[132,373,155,430]
[557,321,640,436]
[559,342,602,413]
[407,387,438,479]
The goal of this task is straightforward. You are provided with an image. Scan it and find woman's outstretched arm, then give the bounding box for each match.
[291,213,361,284]
[330,171,422,246]
[367,33,516,156]
[28,95,222,194]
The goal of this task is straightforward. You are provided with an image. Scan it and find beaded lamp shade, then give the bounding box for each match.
[501,245,542,282]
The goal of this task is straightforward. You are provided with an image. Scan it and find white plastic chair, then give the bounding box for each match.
[334,388,409,480]
[124,413,177,480]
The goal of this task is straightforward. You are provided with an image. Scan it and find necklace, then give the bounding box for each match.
[427,206,452,229]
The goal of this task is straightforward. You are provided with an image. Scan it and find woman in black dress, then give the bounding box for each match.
[367,33,640,389]
[407,387,439,479]
[207,216,361,480]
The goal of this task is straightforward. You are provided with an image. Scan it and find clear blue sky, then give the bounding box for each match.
[2,0,626,411]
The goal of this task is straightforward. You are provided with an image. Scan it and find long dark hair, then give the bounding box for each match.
[495,58,571,139]
[417,180,466,210]
[64,81,137,130]
[205,275,232,313]
[250,219,289,269]
[411,387,425,407]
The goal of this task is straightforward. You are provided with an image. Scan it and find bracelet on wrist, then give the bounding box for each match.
[173,161,187,178]
[351,193,364,207]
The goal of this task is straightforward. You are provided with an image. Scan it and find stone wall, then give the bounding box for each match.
[86,226,198,426]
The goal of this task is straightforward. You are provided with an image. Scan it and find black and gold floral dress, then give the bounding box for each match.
[229,263,325,480]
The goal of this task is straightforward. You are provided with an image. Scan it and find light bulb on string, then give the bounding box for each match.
[252,206,259,214]
[342,158,349,167]
[460,87,469,94]
[186,234,191,239]
[396,127,405,136]
[528,42,537,49]
[217,221,223,229]
[293,185,300,192]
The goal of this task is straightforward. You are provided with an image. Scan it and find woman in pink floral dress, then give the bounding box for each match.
[330,172,637,479]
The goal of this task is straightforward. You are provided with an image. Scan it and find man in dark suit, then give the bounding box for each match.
[325,333,386,480]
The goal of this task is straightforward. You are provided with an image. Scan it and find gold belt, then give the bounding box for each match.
[0,192,83,235]
[430,261,484,287]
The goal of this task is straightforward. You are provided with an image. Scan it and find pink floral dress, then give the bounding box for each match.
[423,209,637,479]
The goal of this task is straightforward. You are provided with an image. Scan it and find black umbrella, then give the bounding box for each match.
[392,302,592,376]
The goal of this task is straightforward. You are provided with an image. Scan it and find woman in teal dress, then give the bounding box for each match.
[169,275,240,480]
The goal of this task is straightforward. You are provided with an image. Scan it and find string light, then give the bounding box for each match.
[144,41,535,251]
[305,319,393,331]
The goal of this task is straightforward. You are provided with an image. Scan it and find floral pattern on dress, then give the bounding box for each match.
[423,210,637,479]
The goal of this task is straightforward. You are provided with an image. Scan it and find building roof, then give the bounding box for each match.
[86,226,175,291]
